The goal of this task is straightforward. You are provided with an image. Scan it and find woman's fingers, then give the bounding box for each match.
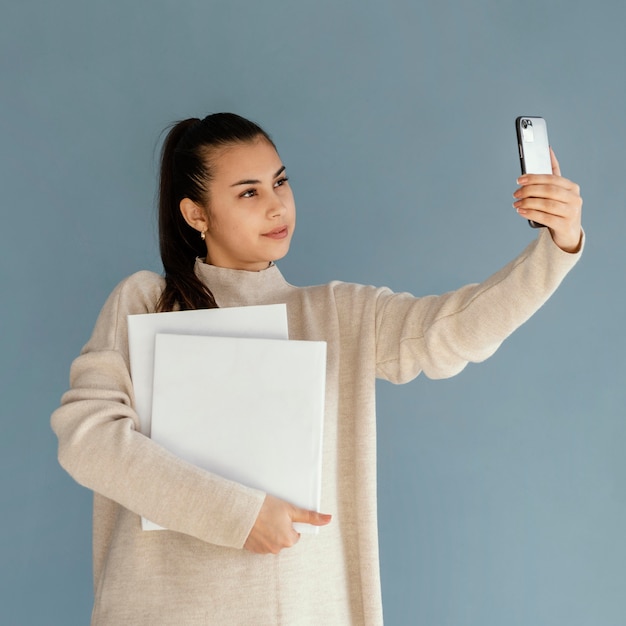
[513,152,583,253]
[514,183,580,216]
[291,508,332,527]
[550,146,561,176]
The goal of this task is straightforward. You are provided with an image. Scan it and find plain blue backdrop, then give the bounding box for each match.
[1,1,624,624]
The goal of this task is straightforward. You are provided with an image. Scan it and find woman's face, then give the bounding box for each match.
[194,137,295,271]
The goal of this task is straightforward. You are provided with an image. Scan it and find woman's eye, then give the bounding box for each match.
[274,176,289,188]
[241,189,257,198]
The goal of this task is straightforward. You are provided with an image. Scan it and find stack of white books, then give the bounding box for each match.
[128,304,326,533]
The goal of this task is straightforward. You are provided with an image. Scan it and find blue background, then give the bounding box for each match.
[1,1,624,624]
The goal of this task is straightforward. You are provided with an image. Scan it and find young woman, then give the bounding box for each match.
[52,113,583,625]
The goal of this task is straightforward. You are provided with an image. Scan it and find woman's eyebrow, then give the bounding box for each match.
[230,165,286,187]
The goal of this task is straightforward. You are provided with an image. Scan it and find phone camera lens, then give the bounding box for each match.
[522,119,528,129]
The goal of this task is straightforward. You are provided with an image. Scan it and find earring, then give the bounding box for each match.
[200,230,206,241]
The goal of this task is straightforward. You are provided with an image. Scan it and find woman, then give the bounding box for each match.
[52,113,583,625]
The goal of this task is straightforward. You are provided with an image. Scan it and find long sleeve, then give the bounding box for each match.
[51,271,265,549]
[374,229,583,382]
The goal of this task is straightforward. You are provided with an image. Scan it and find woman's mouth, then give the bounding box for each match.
[262,226,289,240]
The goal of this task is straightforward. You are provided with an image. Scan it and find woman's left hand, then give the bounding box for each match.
[513,148,583,253]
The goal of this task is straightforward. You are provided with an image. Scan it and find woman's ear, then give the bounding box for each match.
[180,198,210,234]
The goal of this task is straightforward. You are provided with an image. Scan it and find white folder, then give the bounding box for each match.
[149,333,327,533]
[128,304,289,436]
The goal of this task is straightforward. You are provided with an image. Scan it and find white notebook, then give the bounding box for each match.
[128,304,289,436]
[148,333,327,533]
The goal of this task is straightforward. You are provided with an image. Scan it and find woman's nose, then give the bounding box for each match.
[267,192,287,218]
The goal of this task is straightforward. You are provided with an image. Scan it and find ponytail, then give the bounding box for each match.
[156,118,218,311]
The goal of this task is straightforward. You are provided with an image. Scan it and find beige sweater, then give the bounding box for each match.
[52,230,581,625]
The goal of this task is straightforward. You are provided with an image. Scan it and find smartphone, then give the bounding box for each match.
[515,116,551,228]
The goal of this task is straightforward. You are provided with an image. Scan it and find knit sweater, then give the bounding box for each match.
[51,229,581,625]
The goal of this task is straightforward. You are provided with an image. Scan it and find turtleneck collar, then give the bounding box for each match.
[193,259,294,308]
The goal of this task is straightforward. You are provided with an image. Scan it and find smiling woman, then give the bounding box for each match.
[179,138,296,272]
[50,112,583,625]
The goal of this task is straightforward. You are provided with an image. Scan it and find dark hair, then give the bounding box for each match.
[156,112,275,312]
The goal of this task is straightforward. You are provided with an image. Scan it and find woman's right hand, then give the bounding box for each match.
[244,494,332,554]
